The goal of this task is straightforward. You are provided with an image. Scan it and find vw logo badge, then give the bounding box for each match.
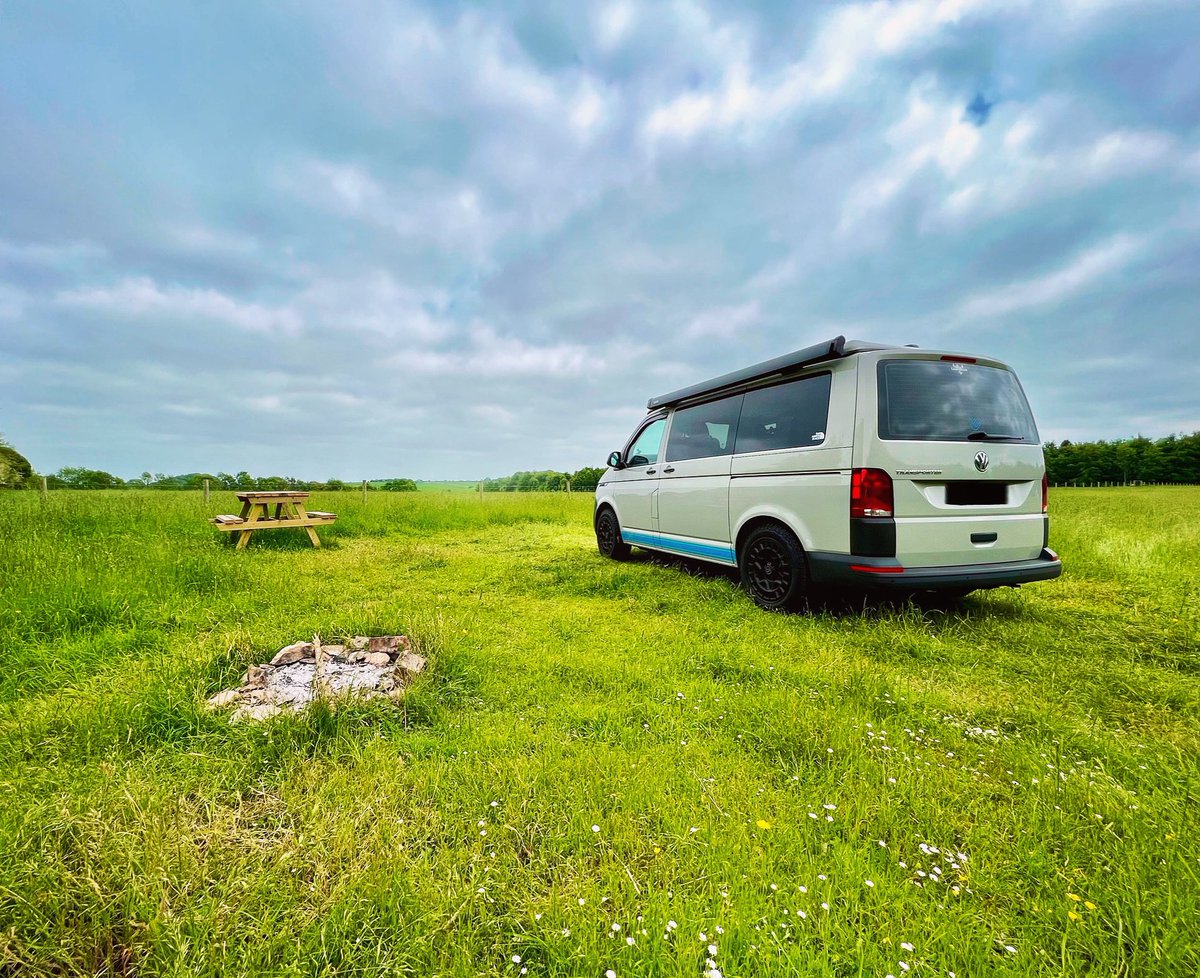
[974,451,989,472]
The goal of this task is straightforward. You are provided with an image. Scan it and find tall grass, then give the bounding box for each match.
[0,488,1196,976]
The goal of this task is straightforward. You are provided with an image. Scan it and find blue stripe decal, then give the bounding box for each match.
[623,529,735,564]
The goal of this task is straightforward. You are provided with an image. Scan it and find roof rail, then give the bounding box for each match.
[647,335,847,410]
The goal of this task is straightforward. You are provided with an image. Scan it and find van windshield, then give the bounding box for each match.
[877,359,1039,442]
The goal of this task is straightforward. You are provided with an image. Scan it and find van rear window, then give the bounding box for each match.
[877,360,1039,442]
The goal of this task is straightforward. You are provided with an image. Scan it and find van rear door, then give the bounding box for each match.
[860,354,1046,568]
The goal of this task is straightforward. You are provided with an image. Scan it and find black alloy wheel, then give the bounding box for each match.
[740,523,808,611]
[595,508,631,560]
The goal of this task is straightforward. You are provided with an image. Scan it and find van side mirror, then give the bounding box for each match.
[607,451,624,470]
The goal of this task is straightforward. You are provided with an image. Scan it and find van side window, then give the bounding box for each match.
[626,418,666,465]
[734,373,832,454]
[665,395,743,462]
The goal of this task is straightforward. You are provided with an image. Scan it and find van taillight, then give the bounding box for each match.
[1042,473,1048,513]
[851,468,894,518]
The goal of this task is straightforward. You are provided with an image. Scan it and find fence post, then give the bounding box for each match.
[204,478,210,502]
[40,475,48,501]
[362,480,368,503]
[478,481,483,500]
[566,478,572,494]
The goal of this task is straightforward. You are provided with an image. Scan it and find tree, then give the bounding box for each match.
[569,466,605,491]
[53,467,124,489]
[380,479,418,491]
[0,441,33,489]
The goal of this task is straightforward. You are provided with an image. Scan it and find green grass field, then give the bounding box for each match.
[1,488,1197,977]
[415,481,482,492]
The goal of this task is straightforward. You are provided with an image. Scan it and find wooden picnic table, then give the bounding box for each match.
[210,491,337,549]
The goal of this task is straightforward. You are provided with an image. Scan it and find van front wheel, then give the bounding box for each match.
[595,508,631,560]
[740,524,808,611]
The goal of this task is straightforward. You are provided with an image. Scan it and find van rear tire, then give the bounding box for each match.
[595,508,631,561]
[740,524,808,611]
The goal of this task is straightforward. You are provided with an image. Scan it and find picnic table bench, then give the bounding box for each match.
[210,491,336,549]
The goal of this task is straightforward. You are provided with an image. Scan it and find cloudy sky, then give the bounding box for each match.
[1,0,1197,480]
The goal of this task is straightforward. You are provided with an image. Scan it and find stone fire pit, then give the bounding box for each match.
[206,635,425,722]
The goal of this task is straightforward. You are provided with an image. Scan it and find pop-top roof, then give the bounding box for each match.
[646,336,902,411]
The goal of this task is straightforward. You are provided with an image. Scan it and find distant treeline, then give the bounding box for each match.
[481,467,606,492]
[7,432,1199,492]
[1045,433,1200,485]
[37,469,419,492]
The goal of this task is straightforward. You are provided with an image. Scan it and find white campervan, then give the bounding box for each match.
[594,337,1061,610]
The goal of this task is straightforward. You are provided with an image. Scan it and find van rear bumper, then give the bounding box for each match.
[808,548,1062,591]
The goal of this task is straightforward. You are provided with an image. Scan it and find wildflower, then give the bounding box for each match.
[708,943,718,954]
[1067,893,1081,902]
[899,962,910,972]
[756,819,772,830]
[823,804,836,810]
[818,874,827,881]
[562,928,570,937]
[797,910,807,919]
[611,923,621,932]
[626,937,635,946]
[689,826,700,834]
[699,932,707,941]
[900,942,913,952]
[534,914,542,921]
[770,883,778,891]
[592,825,601,833]
[606,971,616,978]
[579,898,586,906]
[1068,910,1080,921]
[865,880,875,888]
[715,926,724,934]
[666,920,678,931]
[512,955,522,964]
[821,902,830,911]
[1085,901,1097,910]
[1004,945,1017,953]
[477,820,486,827]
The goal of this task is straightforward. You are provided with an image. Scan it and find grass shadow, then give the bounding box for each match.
[218,531,342,552]
[627,546,1035,622]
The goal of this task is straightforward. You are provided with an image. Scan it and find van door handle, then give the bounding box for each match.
[646,468,656,474]
[663,466,675,473]
[971,532,998,544]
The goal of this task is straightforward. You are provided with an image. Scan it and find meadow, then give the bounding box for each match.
[0,488,1197,977]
